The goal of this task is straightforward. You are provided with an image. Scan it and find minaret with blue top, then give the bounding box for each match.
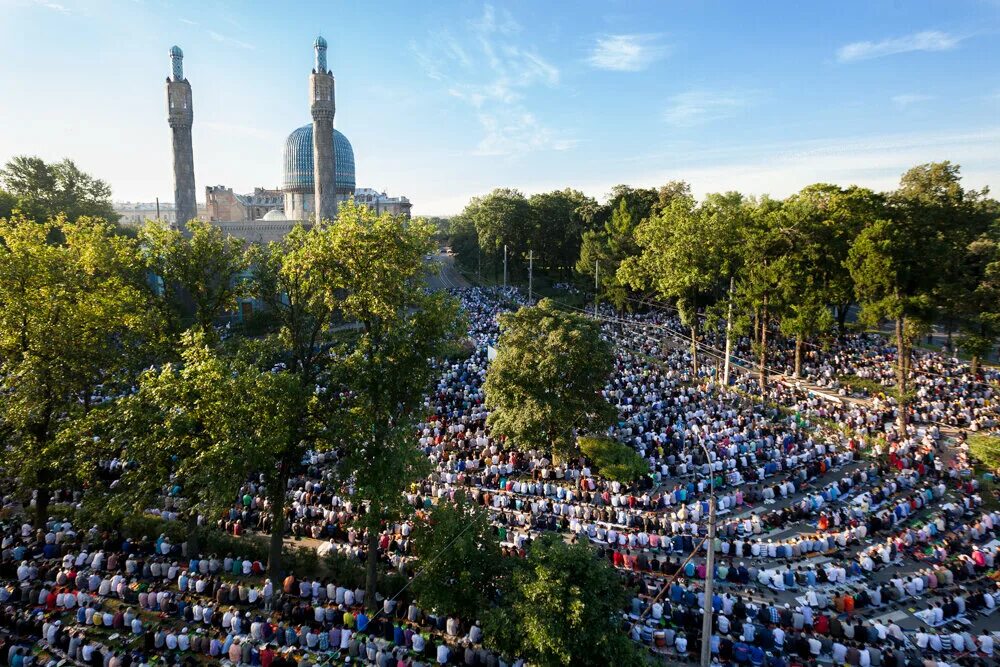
[166,46,197,229]
[310,35,337,223]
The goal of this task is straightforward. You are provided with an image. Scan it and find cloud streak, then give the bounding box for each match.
[663,90,758,126]
[31,0,70,13]
[208,30,255,51]
[836,30,960,63]
[891,93,933,108]
[411,4,570,156]
[587,34,668,72]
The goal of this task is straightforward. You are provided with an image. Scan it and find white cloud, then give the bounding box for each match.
[208,30,254,51]
[587,34,668,72]
[31,0,70,13]
[836,30,960,63]
[891,93,933,108]
[411,3,570,156]
[663,90,757,126]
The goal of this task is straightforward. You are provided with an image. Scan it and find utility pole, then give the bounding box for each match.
[503,244,508,290]
[528,250,533,303]
[594,260,600,318]
[723,276,734,387]
[477,245,481,282]
[155,197,160,223]
[700,446,716,667]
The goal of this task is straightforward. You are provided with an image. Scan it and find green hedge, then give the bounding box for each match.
[578,436,649,483]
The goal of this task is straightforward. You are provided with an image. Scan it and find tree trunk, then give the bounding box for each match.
[836,305,849,336]
[895,317,908,434]
[971,355,980,377]
[758,298,768,392]
[365,526,380,611]
[34,486,51,530]
[267,460,291,582]
[794,333,803,379]
[690,325,698,378]
[186,509,200,558]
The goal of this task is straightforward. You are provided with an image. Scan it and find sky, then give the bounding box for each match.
[1,0,998,216]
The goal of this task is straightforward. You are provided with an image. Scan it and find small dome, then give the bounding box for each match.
[282,124,356,195]
[314,35,327,49]
[169,45,183,58]
[261,209,286,221]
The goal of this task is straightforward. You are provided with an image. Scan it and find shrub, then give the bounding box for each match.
[578,436,649,483]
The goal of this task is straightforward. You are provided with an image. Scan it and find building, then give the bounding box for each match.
[353,188,412,217]
[166,46,197,228]
[205,186,283,222]
[114,200,208,227]
[166,37,411,244]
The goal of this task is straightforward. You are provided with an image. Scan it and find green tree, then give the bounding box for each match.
[81,331,302,555]
[410,494,507,620]
[0,156,118,224]
[321,201,463,607]
[527,189,596,278]
[485,299,614,462]
[250,223,346,579]
[620,192,743,375]
[463,189,532,281]
[956,224,1000,374]
[577,436,648,483]
[0,214,155,527]
[848,162,991,431]
[575,199,641,310]
[140,218,252,336]
[484,534,641,667]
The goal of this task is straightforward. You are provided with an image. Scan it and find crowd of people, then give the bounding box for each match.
[0,286,998,666]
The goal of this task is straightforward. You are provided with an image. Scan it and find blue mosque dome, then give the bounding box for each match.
[282,124,355,194]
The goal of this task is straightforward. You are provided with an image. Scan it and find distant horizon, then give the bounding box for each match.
[2,0,998,216]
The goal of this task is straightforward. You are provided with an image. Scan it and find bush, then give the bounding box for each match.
[970,433,1000,472]
[578,436,649,483]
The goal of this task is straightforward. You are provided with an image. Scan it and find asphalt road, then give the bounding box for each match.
[425,250,470,291]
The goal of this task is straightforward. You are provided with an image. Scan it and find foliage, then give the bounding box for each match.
[575,199,641,310]
[527,189,597,276]
[483,534,641,667]
[0,156,118,224]
[578,436,649,483]
[620,191,743,373]
[485,299,615,460]
[0,214,157,526]
[315,201,463,605]
[140,218,251,336]
[463,188,533,277]
[970,433,1000,472]
[410,494,507,620]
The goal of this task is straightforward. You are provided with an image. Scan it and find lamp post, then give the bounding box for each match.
[696,441,716,667]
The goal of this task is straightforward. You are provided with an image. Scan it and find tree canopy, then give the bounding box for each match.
[0,156,118,224]
[484,299,614,461]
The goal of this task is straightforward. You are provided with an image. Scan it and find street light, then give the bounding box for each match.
[690,441,716,667]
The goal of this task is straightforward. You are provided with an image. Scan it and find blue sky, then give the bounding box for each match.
[1,0,998,216]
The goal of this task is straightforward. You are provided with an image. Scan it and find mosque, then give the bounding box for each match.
[166,37,410,243]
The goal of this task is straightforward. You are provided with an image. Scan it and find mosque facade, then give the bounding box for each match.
[166,38,410,243]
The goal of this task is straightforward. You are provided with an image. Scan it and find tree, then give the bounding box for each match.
[0,156,118,224]
[0,214,155,527]
[848,162,991,432]
[577,436,648,484]
[81,330,302,556]
[250,223,346,579]
[736,197,796,390]
[484,534,641,667]
[620,192,743,375]
[484,299,614,462]
[410,494,507,620]
[140,219,252,336]
[527,189,596,278]
[320,201,463,607]
[463,189,532,281]
[575,199,641,310]
[956,224,1000,375]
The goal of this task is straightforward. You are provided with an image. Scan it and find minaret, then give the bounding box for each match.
[166,45,197,229]
[310,36,337,223]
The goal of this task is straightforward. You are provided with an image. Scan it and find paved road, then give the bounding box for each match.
[425,251,470,291]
